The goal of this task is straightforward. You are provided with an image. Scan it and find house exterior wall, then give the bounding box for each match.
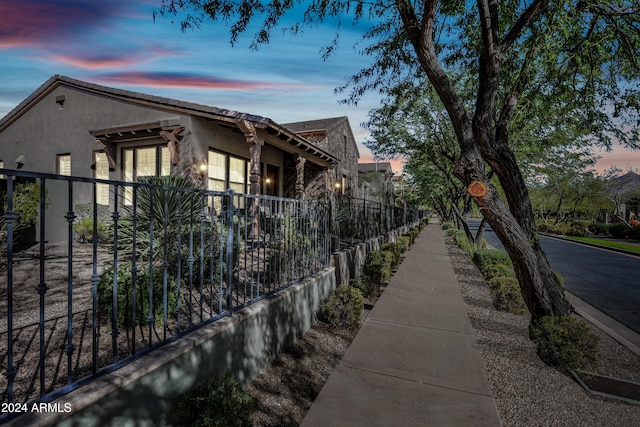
[0,87,291,242]
[0,86,181,242]
[0,78,354,243]
[0,86,178,178]
[323,120,359,195]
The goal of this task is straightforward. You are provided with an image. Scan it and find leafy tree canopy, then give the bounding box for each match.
[158,0,640,149]
[156,0,640,321]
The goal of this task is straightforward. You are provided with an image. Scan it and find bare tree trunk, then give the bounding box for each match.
[474,216,487,243]
[466,159,571,320]
[397,0,571,322]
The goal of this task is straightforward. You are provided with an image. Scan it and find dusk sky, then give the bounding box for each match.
[1,0,638,175]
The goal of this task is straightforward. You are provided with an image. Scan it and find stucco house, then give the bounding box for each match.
[0,75,360,241]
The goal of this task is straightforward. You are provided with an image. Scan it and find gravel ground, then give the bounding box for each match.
[248,232,640,426]
[447,234,640,427]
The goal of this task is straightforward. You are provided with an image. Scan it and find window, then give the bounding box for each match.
[229,156,247,194]
[93,151,110,206]
[207,150,249,194]
[208,151,226,191]
[123,146,171,182]
[0,160,3,179]
[123,145,171,205]
[57,154,71,176]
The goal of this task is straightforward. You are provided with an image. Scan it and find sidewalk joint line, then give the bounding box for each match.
[367,318,474,336]
[339,363,494,399]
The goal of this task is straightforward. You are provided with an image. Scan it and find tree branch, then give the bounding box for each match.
[500,0,550,50]
[496,42,539,145]
[395,0,474,152]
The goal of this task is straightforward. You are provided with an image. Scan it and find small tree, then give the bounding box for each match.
[1,182,47,254]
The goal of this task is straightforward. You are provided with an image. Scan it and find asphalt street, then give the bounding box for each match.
[468,221,640,334]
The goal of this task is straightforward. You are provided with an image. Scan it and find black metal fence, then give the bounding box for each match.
[332,195,423,246]
[0,169,422,413]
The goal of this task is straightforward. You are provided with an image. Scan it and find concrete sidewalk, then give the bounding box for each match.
[301,221,501,427]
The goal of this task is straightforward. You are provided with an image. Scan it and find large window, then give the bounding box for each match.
[123,145,170,204]
[207,150,249,194]
[93,151,110,206]
[208,151,226,191]
[229,156,247,194]
[123,146,170,181]
[57,154,71,176]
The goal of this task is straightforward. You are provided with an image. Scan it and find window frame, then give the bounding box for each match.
[121,145,171,182]
[56,153,71,176]
[207,149,249,194]
[93,150,110,206]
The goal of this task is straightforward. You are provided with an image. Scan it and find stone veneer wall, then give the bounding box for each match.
[282,153,329,200]
[323,120,359,195]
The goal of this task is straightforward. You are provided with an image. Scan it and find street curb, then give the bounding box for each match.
[567,292,640,358]
[540,233,640,258]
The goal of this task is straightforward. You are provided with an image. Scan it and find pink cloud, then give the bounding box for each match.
[595,151,640,173]
[49,54,140,70]
[95,72,318,91]
[0,0,130,49]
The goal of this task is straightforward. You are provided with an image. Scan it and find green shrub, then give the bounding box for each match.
[317,284,363,330]
[98,263,180,328]
[1,182,48,251]
[441,221,454,230]
[406,228,419,244]
[74,218,109,243]
[472,249,512,275]
[362,250,393,286]
[380,243,402,269]
[483,263,516,280]
[565,223,588,237]
[452,229,474,255]
[609,223,631,239]
[397,236,411,253]
[352,276,377,298]
[536,222,553,233]
[477,238,488,249]
[487,276,526,314]
[529,316,599,373]
[170,374,254,427]
[588,223,611,236]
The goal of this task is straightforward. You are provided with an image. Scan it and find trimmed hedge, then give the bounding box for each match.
[483,263,516,281]
[472,249,512,275]
[317,284,364,330]
[170,375,254,427]
[529,316,599,373]
[362,250,394,286]
[380,243,402,269]
[487,276,526,314]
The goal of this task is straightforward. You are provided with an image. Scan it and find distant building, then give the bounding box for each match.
[357,162,395,204]
[604,171,640,224]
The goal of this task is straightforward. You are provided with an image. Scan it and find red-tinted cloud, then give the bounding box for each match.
[95,72,318,91]
[49,54,140,69]
[0,0,130,49]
